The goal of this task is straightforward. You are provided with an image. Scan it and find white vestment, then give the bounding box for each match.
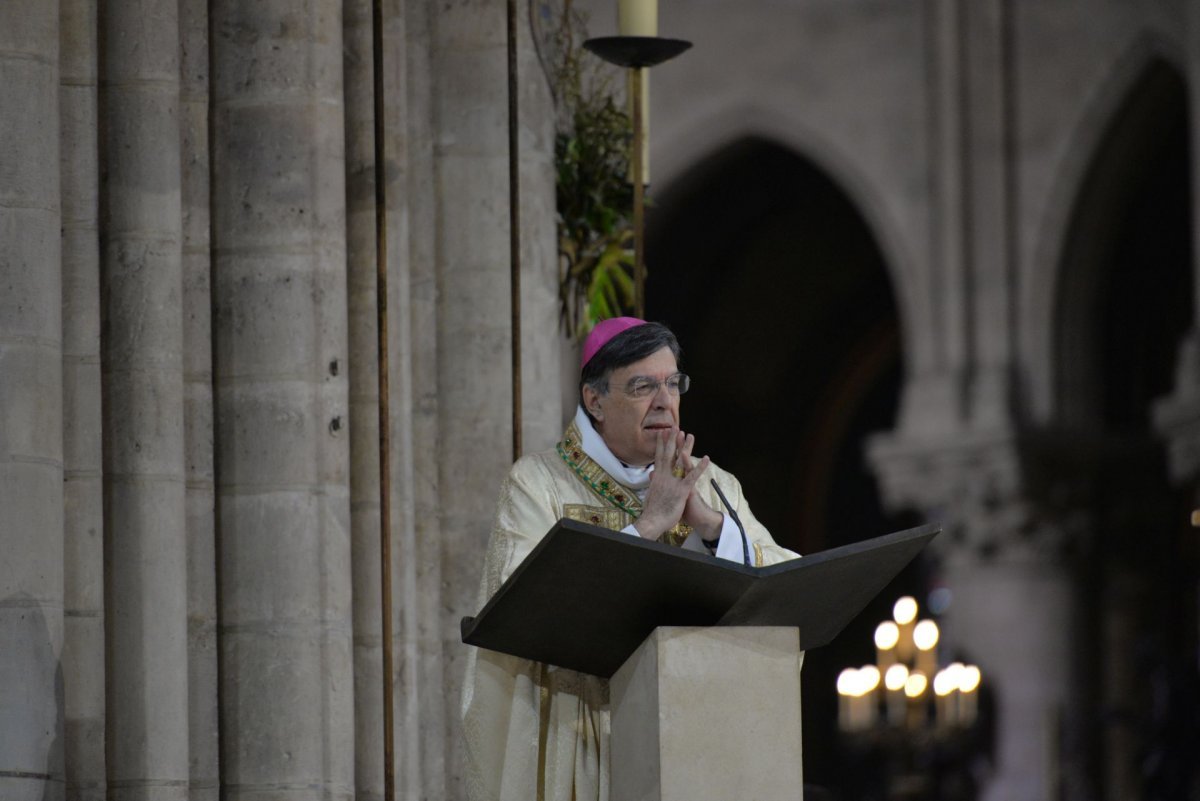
[462,410,799,801]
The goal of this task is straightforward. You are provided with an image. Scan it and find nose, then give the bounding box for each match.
[651,381,673,407]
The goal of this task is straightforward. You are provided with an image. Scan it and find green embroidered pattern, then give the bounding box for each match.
[557,421,692,547]
[556,421,643,517]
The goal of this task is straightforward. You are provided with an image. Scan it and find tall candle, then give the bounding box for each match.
[913,619,939,677]
[933,667,959,729]
[618,0,658,36]
[904,671,928,730]
[884,663,908,727]
[837,668,857,731]
[959,665,981,726]
[893,596,918,663]
[859,665,880,728]
[875,621,899,669]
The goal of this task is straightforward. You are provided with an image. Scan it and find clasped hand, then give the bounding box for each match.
[633,428,723,541]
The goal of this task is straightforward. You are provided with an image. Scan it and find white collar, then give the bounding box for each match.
[573,405,654,491]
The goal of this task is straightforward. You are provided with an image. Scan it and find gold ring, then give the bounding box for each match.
[672,466,685,478]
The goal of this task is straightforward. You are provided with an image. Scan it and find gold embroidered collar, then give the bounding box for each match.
[556,420,643,517]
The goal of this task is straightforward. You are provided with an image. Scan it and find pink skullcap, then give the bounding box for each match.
[581,316,646,368]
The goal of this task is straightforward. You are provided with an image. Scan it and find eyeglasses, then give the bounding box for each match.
[622,372,690,399]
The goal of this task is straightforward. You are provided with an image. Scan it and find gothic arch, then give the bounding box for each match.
[651,103,929,374]
[1024,34,1188,424]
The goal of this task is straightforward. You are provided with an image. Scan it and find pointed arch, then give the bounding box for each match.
[650,102,930,377]
[1024,35,1189,424]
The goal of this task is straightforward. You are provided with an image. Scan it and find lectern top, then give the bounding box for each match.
[461,520,938,678]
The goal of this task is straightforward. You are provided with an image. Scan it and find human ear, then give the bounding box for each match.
[581,384,604,420]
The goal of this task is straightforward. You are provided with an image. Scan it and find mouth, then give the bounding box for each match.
[643,422,674,432]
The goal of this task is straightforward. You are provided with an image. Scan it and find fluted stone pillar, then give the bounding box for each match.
[60,2,105,800]
[403,0,452,793]
[430,3,518,793]
[904,0,970,437]
[0,5,64,801]
[100,0,190,798]
[211,3,355,799]
[179,1,219,799]
[431,0,560,791]
[960,0,1017,428]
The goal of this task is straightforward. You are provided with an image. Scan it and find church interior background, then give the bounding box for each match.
[2,0,1199,800]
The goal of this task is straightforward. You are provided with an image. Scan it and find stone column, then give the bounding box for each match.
[0,4,64,801]
[404,0,451,794]
[960,0,1017,428]
[903,0,971,437]
[430,0,561,790]
[430,2,517,793]
[210,3,355,800]
[60,2,105,800]
[99,0,190,798]
[179,1,219,799]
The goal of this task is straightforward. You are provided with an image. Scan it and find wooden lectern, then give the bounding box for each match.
[461,520,938,800]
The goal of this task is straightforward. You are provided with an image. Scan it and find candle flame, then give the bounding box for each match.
[960,665,982,693]
[893,596,918,625]
[913,619,939,650]
[904,671,928,698]
[884,663,909,691]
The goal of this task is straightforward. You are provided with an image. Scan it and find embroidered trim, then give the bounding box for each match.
[557,422,692,548]
[564,504,628,531]
[556,421,644,517]
[754,542,764,567]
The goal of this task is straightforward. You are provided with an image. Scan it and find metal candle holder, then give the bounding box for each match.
[583,35,692,318]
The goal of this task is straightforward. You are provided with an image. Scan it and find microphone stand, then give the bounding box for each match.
[710,478,751,567]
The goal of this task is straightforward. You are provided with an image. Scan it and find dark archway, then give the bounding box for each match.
[1057,60,1193,431]
[1055,59,1198,799]
[645,136,917,794]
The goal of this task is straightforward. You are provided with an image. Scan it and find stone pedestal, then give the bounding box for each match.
[610,627,805,801]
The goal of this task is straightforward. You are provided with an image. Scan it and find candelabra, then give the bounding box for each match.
[835,596,989,801]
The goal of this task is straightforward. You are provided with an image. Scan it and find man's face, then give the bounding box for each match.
[585,346,681,466]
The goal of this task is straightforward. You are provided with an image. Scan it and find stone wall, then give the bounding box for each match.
[1,0,559,799]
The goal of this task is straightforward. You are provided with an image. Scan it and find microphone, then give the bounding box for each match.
[709,478,751,567]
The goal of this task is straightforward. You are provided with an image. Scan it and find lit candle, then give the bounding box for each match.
[837,668,857,731]
[913,618,939,677]
[959,664,981,726]
[933,666,959,729]
[875,620,899,669]
[859,664,881,728]
[904,670,928,729]
[943,662,965,727]
[884,663,908,727]
[893,596,918,662]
